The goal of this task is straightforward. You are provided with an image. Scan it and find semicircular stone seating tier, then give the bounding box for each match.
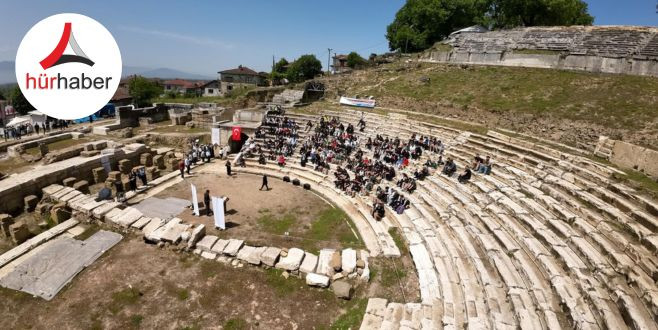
[243,108,658,330]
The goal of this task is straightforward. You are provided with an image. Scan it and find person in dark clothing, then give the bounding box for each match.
[458,166,472,184]
[138,167,147,186]
[114,178,125,201]
[128,171,137,191]
[204,190,211,216]
[225,160,232,176]
[260,174,269,191]
[34,123,40,135]
[442,158,457,177]
[179,160,185,178]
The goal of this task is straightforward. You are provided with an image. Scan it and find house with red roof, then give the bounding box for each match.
[218,65,266,95]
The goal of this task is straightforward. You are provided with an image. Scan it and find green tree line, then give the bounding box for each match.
[387,0,594,52]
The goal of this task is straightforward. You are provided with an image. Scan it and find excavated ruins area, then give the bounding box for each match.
[0,99,656,329]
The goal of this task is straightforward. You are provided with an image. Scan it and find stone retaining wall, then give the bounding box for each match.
[0,143,150,214]
[420,50,658,77]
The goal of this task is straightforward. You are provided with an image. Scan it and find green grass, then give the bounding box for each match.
[76,224,100,241]
[176,288,190,301]
[130,314,144,328]
[224,318,248,330]
[388,227,408,255]
[264,268,301,297]
[330,298,368,330]
[257,210,297,235]
[308,208,363,248]
[155,85,256,105]
[108,287,142,315]
[358,63,658,131]
[378,262,406,288]
[615,169,658,198]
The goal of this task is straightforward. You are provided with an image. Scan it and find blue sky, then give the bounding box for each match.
[0,0,656,76]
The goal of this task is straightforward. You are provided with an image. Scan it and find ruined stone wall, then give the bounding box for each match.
[420,26,658,77]
[0,144,147,214]
[420,50,658,77]
[609,141,658,179]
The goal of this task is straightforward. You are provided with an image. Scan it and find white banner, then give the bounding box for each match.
[211,128,221,145]
[190,184,200,216]
[212,196,225,230]
[339,96,376,108]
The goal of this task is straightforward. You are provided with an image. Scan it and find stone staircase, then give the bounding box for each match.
[263,108,658,329]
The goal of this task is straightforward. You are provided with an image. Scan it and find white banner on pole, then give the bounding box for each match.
[190,184,200,216]
[211,128,221,145]
[212,196,225,230]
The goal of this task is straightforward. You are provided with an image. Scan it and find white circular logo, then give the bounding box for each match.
[15,13,122,120]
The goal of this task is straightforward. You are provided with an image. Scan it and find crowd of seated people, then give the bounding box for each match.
[375,186,410,215]
[396,173,417,193]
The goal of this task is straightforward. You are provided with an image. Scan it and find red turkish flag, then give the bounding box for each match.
[231,126,241,141]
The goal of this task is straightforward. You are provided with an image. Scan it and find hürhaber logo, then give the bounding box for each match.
[15,13,122,119]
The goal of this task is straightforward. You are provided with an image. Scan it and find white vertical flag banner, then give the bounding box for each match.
[211,128,220,145]
[190,184,200,216]
[212,196,226,230]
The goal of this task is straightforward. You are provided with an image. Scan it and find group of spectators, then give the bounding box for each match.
[2,119,71,140]
[251,111,497,221]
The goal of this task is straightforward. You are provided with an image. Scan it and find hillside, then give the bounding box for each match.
[319,61,658,149]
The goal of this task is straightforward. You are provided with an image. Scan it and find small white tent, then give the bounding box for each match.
[6,116,31,127]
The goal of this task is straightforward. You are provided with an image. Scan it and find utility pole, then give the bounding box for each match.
[327,48,332,75]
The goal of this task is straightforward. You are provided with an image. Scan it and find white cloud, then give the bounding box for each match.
[117,25,234,49]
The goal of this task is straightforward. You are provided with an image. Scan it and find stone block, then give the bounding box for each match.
[140,153,153,166]
[108,171,122,181]
[24,195,39,212]
[118,159,132,174]
[9,221,30,244]
[168,158,180,171]
[50,204,70,224]
[275,248,305,271]
[92,141,107,150]
[146,167,160,181]
[341,248,357,273]
[331,281,353,299]
[330,251,342,272]
[211,239,230,254]
[35,202,53,215]
[153,155,166,170]
[197,235,218,252]
[299,252,318,274]
[260,247,281,267]
[73,180,90,194]
[306,273,330,287]
[0,214,15,238]
[80,150,100,157]
[92,167,107,184]
[63,177,77,187]
[223,239,244,256]
[83,144,94,151]
[121,179,131,192]
[237,245,265,265]
[317,249,336,276]
[186,224,206,249]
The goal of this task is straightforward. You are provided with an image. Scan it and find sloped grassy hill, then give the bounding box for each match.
[320,62,658,148]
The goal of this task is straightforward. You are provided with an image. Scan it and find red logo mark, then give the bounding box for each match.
[40,22,94,69]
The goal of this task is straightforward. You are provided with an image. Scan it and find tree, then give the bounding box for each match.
[271,58,290,84]
[386,0,594,52]
[386,0,490,52]
[274,58,289,74]
[286,55,322,83]
[346,52,367,69]
[10,86,34,115]
[489,0,593,28]
[128,76,162,107]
